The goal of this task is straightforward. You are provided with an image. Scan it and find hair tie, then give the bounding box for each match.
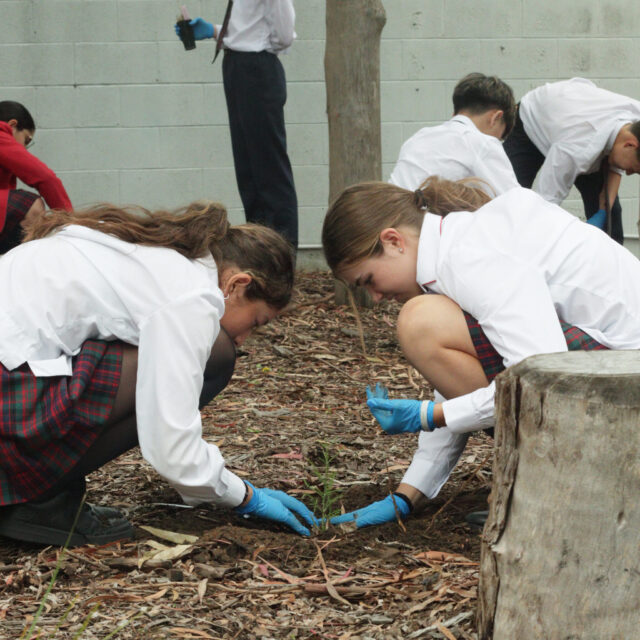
[414,188,428,209]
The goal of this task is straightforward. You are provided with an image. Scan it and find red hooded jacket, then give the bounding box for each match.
[0,121,72,231]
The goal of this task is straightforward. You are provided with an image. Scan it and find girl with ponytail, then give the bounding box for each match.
[0,201,317,546]
[322,177,640,529]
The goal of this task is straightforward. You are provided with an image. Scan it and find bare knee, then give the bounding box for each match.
[397,295,474,360]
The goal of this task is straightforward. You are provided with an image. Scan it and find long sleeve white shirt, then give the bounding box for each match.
[219,0,296,54]
[389,115,520,196]
[0,226,247,508]
[519,77,640,203]
[401,186,640,497]
[416,186,640,433]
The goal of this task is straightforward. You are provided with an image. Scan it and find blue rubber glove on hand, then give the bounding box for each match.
[367,397,423,434]
[330,494,410,528]
[174,17,214,40]
[235,482,319,536]
[587,209,607,230]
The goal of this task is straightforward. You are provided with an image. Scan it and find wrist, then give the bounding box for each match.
[419,400,436,431]
[392,491,414,514]
[236,481,254,510]
[396,483,427,511]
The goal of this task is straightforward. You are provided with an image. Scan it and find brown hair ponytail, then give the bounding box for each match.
[322,176,491,274]
[26,201,295,310]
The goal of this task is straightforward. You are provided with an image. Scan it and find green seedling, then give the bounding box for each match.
[305,441,342,530]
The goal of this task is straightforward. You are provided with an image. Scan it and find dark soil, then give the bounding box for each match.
[0,271,493,640]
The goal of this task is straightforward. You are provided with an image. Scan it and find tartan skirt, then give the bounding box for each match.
[464,312,609,384]
[0,189,39,253]
[0,340,123,506]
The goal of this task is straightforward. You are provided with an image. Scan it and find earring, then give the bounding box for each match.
[399,248,404,253]
[223,293,230,300]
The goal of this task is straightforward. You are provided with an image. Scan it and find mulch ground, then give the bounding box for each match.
[0,271,493,640]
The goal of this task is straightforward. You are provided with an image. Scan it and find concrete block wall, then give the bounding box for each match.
[1,0,639,254]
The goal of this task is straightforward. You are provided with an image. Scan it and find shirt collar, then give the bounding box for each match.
[416,213,443,292]
[450,114,476,130]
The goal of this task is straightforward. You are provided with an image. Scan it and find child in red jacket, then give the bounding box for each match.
[0,101,72,253]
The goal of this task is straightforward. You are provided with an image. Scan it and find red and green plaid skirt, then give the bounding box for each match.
[0,340,123,506]
[464,312,609,384]
[0,189,39,253]
[464,313,608,438]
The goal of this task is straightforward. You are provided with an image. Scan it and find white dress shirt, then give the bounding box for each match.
[519,77,640,203]
[400,186,640,497]
[417,186,640,433]
[389,115,520,196]
[219,0,296,54]
[0,226,247,508]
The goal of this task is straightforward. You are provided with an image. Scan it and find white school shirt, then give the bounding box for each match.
[389,115,520,196]
[0,226,247,508]
[218,0,296,54]
[519,77,640,204]
[401,186,640,497]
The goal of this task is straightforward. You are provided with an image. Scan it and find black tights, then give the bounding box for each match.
[39,329,237,499]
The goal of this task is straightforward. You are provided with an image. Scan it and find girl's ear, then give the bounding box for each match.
[222,271,253,299]
[6,119,18,131]
[379,227,405,251]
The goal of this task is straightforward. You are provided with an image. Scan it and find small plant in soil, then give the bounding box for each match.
[305,441,342,529]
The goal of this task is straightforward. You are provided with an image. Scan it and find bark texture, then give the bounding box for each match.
[325,0,386,307]
[478,351,640,639]
[324,0,386,203]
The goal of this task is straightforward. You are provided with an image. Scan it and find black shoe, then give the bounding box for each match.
[0,489,133,547]
[464,510,488,532]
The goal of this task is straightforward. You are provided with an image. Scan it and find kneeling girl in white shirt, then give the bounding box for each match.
[321,178,640,528]
[0,201,317,546]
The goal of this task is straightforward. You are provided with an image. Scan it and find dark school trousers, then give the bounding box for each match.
[503,109,624,244]
[222,49,298,248]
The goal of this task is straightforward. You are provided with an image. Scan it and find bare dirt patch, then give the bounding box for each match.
[0,271,492,639]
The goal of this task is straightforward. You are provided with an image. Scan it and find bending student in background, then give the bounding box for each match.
[389,73,519,195]
[0,100,72,253]
[321,177,640,529]
[503,77,640,244]
[176,1,299,248]
[0,202,316,547]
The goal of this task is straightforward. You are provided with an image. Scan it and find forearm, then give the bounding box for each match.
[600,170,622,210]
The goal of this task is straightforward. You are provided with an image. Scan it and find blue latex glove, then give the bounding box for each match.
[174,17,214,40]
[366,382,389,401]
[367,397,423,434]
[587,209,607,230]
[235,482,319,536]
[330,494,410,528]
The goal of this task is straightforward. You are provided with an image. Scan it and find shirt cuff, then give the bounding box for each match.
[442,393,495,433]
[180,469,247,508]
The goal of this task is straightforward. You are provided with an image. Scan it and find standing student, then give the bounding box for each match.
[390,73,519,195]
[503,77,640,244]
[0,201,317,547]
[176,1,299,248]
[321,177,640,528]
[0,101,72,253]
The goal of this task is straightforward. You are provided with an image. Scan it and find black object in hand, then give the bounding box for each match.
[177,20,196,50]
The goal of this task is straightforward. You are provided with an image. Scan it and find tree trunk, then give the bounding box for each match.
[325,0,386,202]
[478,351,640,639]
[325,0,386,306]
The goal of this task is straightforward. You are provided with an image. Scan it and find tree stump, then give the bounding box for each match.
[478,351,640,639]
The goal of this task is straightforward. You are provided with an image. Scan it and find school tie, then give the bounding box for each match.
[213,0,233,63]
